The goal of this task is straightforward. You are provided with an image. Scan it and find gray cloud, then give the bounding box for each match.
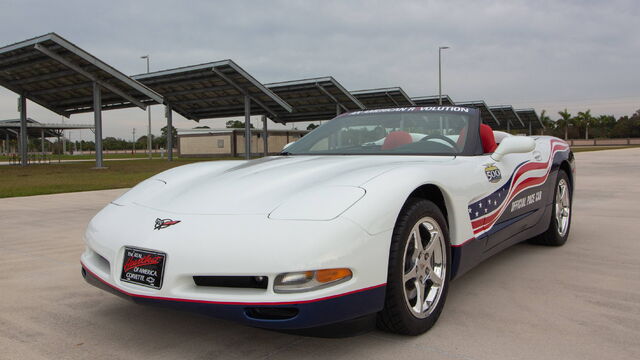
[0,0,638,140]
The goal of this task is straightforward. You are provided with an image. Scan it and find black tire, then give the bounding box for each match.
[377,198,451,335]
[530,170,572,246]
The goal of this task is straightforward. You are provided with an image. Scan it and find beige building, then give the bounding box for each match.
[178,128,309,157]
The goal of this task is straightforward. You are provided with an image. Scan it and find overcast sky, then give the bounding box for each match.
[1,0,638,141]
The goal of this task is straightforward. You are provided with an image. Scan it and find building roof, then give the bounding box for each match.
[515,108,544,129]
[266,77,365,123]
[0,33,163,116]
[489,105,526,129]
[455,100,500,127]
[411,95,455,106]
[351,87,415,109]
[0,118,94,137]
[178,128,308,136]
[133,60,292,121]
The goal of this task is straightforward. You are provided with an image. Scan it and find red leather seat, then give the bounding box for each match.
[382,131,413,150]
[479,123,497,153]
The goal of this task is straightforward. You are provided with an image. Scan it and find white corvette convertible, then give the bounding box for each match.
[81,106,575,335]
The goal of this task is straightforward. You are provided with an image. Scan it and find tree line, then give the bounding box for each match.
[540,108,640,139]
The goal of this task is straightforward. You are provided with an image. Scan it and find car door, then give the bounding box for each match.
[485,146,548,250]
[468,148,541,250]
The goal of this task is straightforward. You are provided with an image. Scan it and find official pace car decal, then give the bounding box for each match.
[468,139,570,237]
[154,218,181,230]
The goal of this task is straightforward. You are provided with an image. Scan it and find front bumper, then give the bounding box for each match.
[81,203,390,329]
[82,264,385,329]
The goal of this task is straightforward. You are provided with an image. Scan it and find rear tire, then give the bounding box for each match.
[377,198,451,335]
[530,170,572,246]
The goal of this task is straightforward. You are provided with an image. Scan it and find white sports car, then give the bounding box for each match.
[81,106,575,335]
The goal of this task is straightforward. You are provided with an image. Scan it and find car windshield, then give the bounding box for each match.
[284,109,470,156]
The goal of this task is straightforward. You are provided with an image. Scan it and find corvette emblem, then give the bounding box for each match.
[154,218,181,230]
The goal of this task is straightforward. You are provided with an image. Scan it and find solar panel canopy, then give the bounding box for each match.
[456,100,500,127]
[489,105,525,129]
[0,33,163,116]
[515,109,544,129]
[266,77,364,123]
[351,87,415,109]
[411,95,455,106]
[0,118,94,138]
[133,60,291,121]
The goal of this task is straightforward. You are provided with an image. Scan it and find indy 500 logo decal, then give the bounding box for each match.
[484,164,502,183]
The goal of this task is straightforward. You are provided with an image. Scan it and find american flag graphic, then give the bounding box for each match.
[468,139,570,237]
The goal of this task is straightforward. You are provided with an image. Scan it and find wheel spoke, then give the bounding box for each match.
[424,231,439,255]
[403,263,418,283]
[412,230,424,252]
[414,279,426,313]
[427,265,443,286]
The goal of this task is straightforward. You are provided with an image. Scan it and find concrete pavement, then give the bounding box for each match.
[1,148,639,360]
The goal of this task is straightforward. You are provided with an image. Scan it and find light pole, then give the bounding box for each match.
[438,46,450,106]
[141,55,152,159]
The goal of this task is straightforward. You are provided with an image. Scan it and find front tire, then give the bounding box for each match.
[377,198,451,335]
[530,170,572,246]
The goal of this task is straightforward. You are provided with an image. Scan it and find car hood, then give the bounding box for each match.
[121,155,453,215]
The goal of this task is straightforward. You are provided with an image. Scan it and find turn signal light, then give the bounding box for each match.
[315,268,352,283]
[274,268,353,293]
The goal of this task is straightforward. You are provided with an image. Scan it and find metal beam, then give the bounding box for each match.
[244,95,251,160]
[93,82,104,168]
[166,105,173,161]
[19,95,27,166]
[160,84,239,98]
[315,83,349,112]
[262,115,268,156]
[41,128,45,155]
[385,92,400,107]
[211,67,279,119]
[34,44,148,110]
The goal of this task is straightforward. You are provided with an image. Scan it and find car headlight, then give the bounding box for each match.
[273,268,353,293]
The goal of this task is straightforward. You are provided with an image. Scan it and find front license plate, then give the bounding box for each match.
[120,247,166,289]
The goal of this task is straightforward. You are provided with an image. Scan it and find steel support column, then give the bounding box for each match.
[19,94,27,166]
[244,95,251,160]
[529,121,532,136]
[262,115,268,156]
[165,105,173,161]
[4,133,8,154]
[93,82,104,168]
[41,128,45,156]
[336,103,341,117]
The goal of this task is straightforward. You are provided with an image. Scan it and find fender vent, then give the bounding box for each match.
[193,275,268,289]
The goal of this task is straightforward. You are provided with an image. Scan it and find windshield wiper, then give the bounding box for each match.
[279,151,292,156]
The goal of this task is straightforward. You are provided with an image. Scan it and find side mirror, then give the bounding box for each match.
[283,141,296,151]
[491,136,535,162]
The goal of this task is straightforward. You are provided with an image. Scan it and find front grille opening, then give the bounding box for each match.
[94,253,111,275]
[245,307,299,320]
[193,275,268,289]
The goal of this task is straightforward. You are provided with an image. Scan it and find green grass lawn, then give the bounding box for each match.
[570,145,640,152]
[0,152,167,161]
[0,157,237,198]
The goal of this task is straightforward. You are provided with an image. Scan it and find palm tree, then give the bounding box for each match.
[576,109,594,139]
[557,109,572,140]
[540,110,552,134]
